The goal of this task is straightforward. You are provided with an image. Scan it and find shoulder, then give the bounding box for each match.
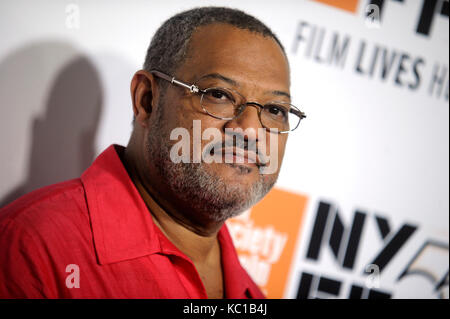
[0,179,91,247]
[0,179,93,298]
[1,179,87,228]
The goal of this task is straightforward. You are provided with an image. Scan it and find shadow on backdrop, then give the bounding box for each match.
[0,42,103,207]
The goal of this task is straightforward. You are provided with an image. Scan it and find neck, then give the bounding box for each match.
[122,146,223,264]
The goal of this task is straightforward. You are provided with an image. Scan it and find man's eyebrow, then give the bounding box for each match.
[271,90,291,99]
[197,73,238,86]
[198,73,291,99]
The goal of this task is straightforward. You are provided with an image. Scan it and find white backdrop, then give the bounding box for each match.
[0,0,448,298]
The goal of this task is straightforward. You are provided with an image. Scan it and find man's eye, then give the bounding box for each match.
[207,89,232,101]
[266,105,287,118]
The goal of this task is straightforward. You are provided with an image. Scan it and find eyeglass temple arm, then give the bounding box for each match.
[150,70,200,93]
[151,70,306,120]
[290,108,307,119]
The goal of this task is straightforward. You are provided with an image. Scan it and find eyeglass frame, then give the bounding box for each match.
[150,69,306,134]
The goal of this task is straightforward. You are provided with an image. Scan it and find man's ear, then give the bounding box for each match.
[130,70,159,127]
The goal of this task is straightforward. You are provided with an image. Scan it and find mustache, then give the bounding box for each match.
[202,132,270,166]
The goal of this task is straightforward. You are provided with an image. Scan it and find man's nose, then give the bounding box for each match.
[223,103,263,141]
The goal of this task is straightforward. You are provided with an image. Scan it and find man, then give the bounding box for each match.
[0,7,305,298]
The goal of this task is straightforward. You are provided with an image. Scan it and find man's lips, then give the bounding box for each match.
[215,146,262,166]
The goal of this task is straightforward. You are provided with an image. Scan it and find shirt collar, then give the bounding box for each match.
[81,144,258,298]
[218,225,256,298]
[81,144,161,265]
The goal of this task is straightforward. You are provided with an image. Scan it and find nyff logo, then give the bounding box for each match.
[297,200,449,298]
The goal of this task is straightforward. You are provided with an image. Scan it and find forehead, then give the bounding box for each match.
[176,23,290,93]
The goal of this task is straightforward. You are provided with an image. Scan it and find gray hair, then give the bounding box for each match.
[143,6,285,76]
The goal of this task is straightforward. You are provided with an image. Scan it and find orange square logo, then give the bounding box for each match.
[313,0,360,13]
[227,188,308,298]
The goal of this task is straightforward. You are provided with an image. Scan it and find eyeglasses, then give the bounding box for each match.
[150,70,306,134]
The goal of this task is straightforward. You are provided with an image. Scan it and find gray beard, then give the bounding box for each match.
[146,122,276,223]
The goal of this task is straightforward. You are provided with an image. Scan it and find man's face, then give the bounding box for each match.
[146,23,290,222]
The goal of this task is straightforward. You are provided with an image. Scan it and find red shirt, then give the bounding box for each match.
[0,145,265,299]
